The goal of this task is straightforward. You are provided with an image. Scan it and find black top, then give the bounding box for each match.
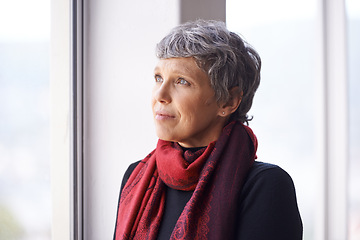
[115,161,303,240]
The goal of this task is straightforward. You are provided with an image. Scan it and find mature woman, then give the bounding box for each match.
[114,20,302,240]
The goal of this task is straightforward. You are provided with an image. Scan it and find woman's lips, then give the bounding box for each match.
[155,111,175,120]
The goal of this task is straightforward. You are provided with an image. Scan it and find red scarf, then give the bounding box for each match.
[115,121,257,240]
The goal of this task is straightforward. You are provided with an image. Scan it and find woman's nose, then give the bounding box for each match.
[154,82,171,104]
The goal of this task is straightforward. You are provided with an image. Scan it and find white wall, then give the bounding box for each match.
[83,1,176,238]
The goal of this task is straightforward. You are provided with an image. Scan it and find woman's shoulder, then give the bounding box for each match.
[120,160,142,190]
[238,161,303,239]
[248,160,287,173]
[245,161,295,187]
[240,160,300,209]
[125,160,141,175]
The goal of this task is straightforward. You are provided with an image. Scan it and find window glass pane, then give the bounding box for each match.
[347,1,360,239]
[227,1,319,239]
[0,1,51,239]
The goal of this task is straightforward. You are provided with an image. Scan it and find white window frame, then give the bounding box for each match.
[50,0,71,239]
[319,0,348,239]
[50,0,84,239]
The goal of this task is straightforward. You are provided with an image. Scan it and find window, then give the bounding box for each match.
[227,1,319,239]
[347,0,360,239]
[0,1,51,239]
[227,0,357,239]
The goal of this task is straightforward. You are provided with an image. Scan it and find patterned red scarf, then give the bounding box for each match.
[115,121,257,240]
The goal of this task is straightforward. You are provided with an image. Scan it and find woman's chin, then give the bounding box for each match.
[155,130,173,142]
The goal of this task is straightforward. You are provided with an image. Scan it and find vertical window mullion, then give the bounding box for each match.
[322,0,349,239]
[70,0,84,239]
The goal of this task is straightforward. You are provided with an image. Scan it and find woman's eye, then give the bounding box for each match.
[154,75,163,83]
[177,78,190,85]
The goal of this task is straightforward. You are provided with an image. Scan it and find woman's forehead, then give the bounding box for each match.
[154,57,200,73]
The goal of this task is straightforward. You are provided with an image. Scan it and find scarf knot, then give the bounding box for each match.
[115,121,258,240]
[156,141,215,191]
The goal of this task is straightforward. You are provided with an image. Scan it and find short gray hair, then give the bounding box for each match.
[156,19,261,124]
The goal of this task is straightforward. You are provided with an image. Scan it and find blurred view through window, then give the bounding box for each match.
[227,1,319,239]
[227,0,360,239]
[0,1,51,239]
[347,0,360,239]
[227,0,360,240]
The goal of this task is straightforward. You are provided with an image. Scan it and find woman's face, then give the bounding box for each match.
[152,57,227,148]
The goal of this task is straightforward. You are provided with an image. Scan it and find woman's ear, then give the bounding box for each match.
[219,87,243,117]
